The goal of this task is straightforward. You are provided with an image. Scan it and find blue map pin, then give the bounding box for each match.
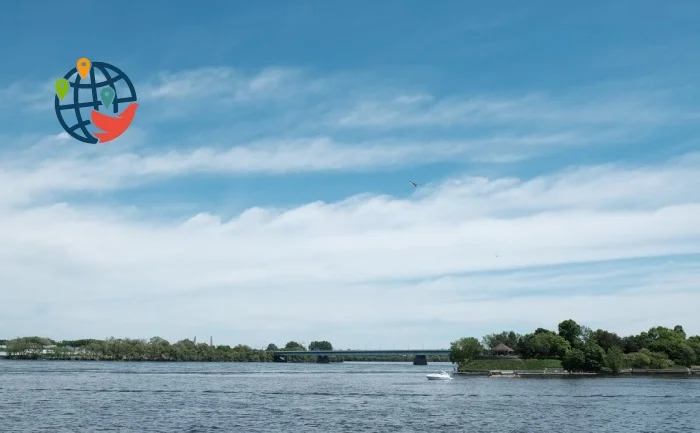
[100,87,115,111]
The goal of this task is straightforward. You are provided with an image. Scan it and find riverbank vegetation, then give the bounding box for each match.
[451,321,700,373]
[1,337,273,362]
[460,358,563,371]
[0,338,449,363]
[5,320,696,370]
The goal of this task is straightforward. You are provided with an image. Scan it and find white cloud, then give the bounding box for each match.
[140,66,319,103]
[1,152,699,346]
[2,66,700,347]
[0,79,55,113]
[335,90,700,129]
[4,67,694,173]
[0,67,324,122]
[2,132,658,206]
[12,66,693,132]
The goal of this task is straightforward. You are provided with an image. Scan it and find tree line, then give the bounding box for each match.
[0,338,450,362]
[2,337,273,362]
[450,320,700,373]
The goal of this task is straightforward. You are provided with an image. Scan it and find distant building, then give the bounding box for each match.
[490,343,515,356]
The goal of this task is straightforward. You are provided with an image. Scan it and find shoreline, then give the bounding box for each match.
[456,369,700,377]
[0,357,446,363]
[2,358,699,376]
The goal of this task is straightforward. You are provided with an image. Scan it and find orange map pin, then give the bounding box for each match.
[76,58,91,79]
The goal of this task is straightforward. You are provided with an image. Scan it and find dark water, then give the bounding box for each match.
[0,361,698,432]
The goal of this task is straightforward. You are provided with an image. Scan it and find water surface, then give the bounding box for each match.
[1,361,698,432]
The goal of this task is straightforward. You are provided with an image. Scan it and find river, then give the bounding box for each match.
[0,360,698,432]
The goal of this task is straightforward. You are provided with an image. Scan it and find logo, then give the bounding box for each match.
[54,58,138,144]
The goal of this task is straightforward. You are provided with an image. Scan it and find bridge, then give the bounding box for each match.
[272,349,451,365]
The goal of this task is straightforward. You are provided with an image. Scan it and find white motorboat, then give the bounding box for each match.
[426,371,452,380]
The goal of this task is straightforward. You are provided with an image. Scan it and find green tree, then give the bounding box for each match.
[6,338,45,358]
[647,326,685,343]
[450,337,483,367]
[673,325,686,339]
[643,326,695,366]
[649,352,673,369]
[622,334,649,353]
[50,346,71,359]
[85,340,105,360]
[582,342,606,372]
[147,337,170,361]
[308,341,333,351]
[666,341,696,367]
[562,349,586,372]
[58,339,102,348]
[605,346,626,374]
[592,330,623,352]
[558,320,582,347]
[481,331,521,350]
[647,350,673,369]
[20,336,55,346]
[687,336,700,363]
[266,343,279,351]
[283,341,306,351]
[518,332,570,359]
[580,326,594,344]
[625,350,651,368]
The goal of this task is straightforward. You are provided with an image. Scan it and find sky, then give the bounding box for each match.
[1,1,699,349]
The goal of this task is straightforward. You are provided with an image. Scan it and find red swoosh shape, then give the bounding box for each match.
[91,103,138,143]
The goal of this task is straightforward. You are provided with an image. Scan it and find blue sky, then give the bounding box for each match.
[1,1,699,348]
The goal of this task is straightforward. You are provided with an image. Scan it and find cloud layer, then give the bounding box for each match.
[1,142,699,346]
[1,66,699,347]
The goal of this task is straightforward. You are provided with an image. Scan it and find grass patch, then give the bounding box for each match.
[460,358,562,371]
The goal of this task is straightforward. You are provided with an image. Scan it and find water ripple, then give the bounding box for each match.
[1,361,698,432]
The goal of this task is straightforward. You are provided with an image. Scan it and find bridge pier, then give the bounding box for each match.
[316,355,330,363]
[413,355,427,365]
[273,355,287,362]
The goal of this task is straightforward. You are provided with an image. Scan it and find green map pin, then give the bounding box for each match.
[55,78,69,100]
[100,87,115,110]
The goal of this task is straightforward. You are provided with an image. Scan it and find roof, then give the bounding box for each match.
[491,343,514,352]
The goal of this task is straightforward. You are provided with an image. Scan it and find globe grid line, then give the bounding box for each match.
[54,61,138,144]
[89,66,99,112]
[97,63,121,114]
[71,72,92,142]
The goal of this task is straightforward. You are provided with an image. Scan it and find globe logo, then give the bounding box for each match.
[54,58,138,144]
